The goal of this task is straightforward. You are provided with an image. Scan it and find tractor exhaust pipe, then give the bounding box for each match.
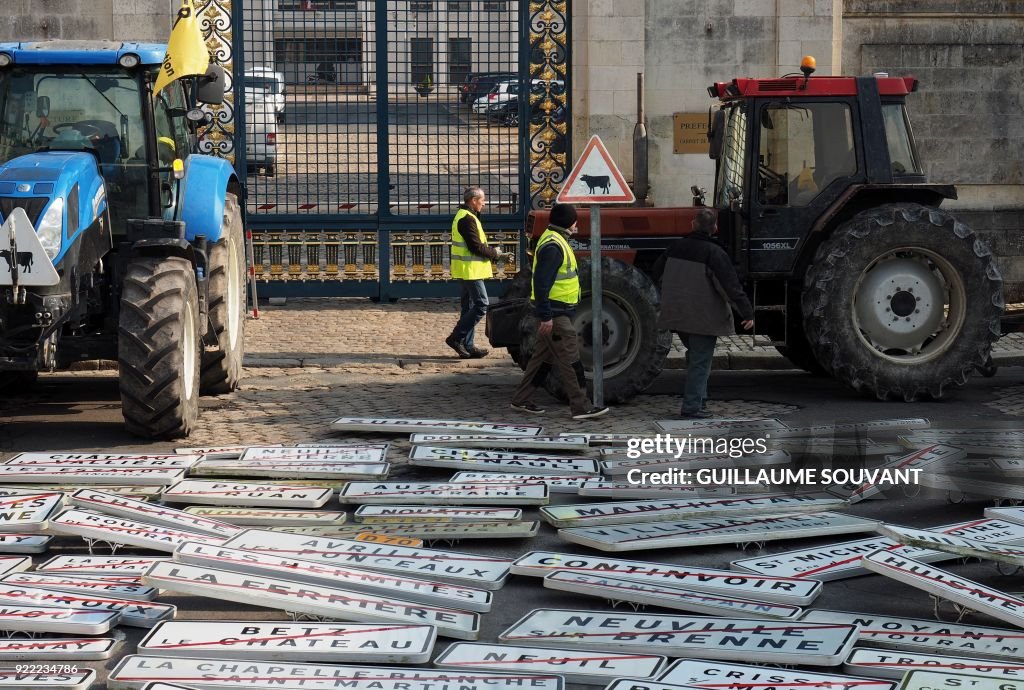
[632,72,650,205]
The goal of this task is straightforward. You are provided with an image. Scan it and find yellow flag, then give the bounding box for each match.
[154,0,210,94]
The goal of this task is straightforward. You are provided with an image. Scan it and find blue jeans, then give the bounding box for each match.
[678,332,716,414]
[452,279,489,350]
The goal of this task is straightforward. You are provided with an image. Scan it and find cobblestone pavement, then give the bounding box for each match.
[244,296,1024,369]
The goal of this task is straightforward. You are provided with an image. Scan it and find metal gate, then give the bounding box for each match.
[230,0,570,300]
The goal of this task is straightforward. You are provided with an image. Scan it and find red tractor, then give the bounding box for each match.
[488,61,1003,403]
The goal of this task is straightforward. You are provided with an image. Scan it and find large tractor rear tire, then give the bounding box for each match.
[519,258,672,404]
[201,193,246,394]
[802,203,1002,401]
[118,256,201,438]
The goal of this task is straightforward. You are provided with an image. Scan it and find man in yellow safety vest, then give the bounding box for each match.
[446,187,512,358]
[510,203,609,420]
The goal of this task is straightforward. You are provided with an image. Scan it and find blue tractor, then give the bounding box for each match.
[0,41,246,437]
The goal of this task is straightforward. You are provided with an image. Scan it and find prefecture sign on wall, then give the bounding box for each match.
[674,113,709,154]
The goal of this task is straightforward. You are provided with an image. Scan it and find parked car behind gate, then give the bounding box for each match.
[461,72,517,105]
[244,66,286,123]
[244,93,277,177]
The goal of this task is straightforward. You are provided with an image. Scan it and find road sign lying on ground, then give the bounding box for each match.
[988,458,1024,476]
[162,481,333,508]
[559,512,879,552]
[0,485,163,500]
[512,551,821,605]
[449,473,594,494]
[657,658,898,690]
[862,549,1024,629]
[353,533,424,547]
[879,524,1024,567]
[540,493,846,528]
[222,530,512,590]
[6,453,199,467]
[434,642,668,685]
[769,438,905,457]
[986,507,1024,526]
[0,466,186,485]
[240,446,390,464]
[177,445,279,459]
[268,522,539,541]
[174,541,493,612]
[542,571,802,619]
[0,493,65,533]
[49,509,225,552]
[0,581,173,628]
[69,490,242,539]
[183,508,347,526]
[354,506,522,523]
[799,610,1024,661]
[0,637,117,660]
[843,647,1024,680]
[144,561,479,639]
[191,461,391,480]
[731,517,1024,580]
[651,419,790,436]
[0,603,117,634]
[599,452,791,476]
[577,481,738,498]
[918,473,1024,501]
[2,572,157,600]
[407,448,599,475]
[107,655,565,690]
[499,609,858,666]
[36,556,170,576]
[771,419,931,439]
[331,418,543,436]
[340,482,549,506]
[0,556,32,578]
[0,667,95,689]
[139,621,436,663]
[409,434,590,451]
[0,534,52,553]
[898,671,1024,690]
[900,431,1024,455]
[840,445,964,503]
[568,433,647,446]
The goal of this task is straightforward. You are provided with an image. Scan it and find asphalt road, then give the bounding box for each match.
[1,367,1023,688]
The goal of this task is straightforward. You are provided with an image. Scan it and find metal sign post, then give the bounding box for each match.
[557,135,635,410]
[591,204,603,406]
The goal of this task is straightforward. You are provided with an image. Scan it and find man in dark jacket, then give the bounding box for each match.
[510,203,608,420]
[653,208,754,418]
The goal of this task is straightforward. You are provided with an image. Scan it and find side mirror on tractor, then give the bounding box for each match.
[196,65,226,105]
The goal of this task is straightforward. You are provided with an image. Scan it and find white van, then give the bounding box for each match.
[244,67,286,123]
[244,92,277,177]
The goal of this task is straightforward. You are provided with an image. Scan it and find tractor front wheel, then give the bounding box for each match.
[802,203,1002,401]
[118,256,201,438]
[519,258,672,404]
[201,192,247,394]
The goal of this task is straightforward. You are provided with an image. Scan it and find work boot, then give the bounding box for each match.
[445,334,471,359]
[469,347,490,358]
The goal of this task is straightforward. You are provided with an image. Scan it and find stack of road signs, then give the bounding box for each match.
[0,453,195,486]
[161,480,334,508]
[408,446,601,475]
[340,482,550,506]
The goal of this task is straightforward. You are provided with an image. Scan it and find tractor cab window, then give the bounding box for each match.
[882,103,921,176]
[714,105,748,209]
[0,68,148,233]
[757,102,856,207]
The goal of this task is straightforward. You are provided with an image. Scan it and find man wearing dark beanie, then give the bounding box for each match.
[510,203,609,420]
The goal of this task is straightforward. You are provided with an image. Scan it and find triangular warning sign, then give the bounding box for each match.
[557,135,635,204]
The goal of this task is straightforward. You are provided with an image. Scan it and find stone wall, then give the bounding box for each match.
[0,0,167,42]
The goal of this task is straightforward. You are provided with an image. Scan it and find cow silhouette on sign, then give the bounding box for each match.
[580,174,611,194]
[0,249,33,273]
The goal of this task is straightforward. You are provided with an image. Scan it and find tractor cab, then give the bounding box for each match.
[707,57,946,277]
